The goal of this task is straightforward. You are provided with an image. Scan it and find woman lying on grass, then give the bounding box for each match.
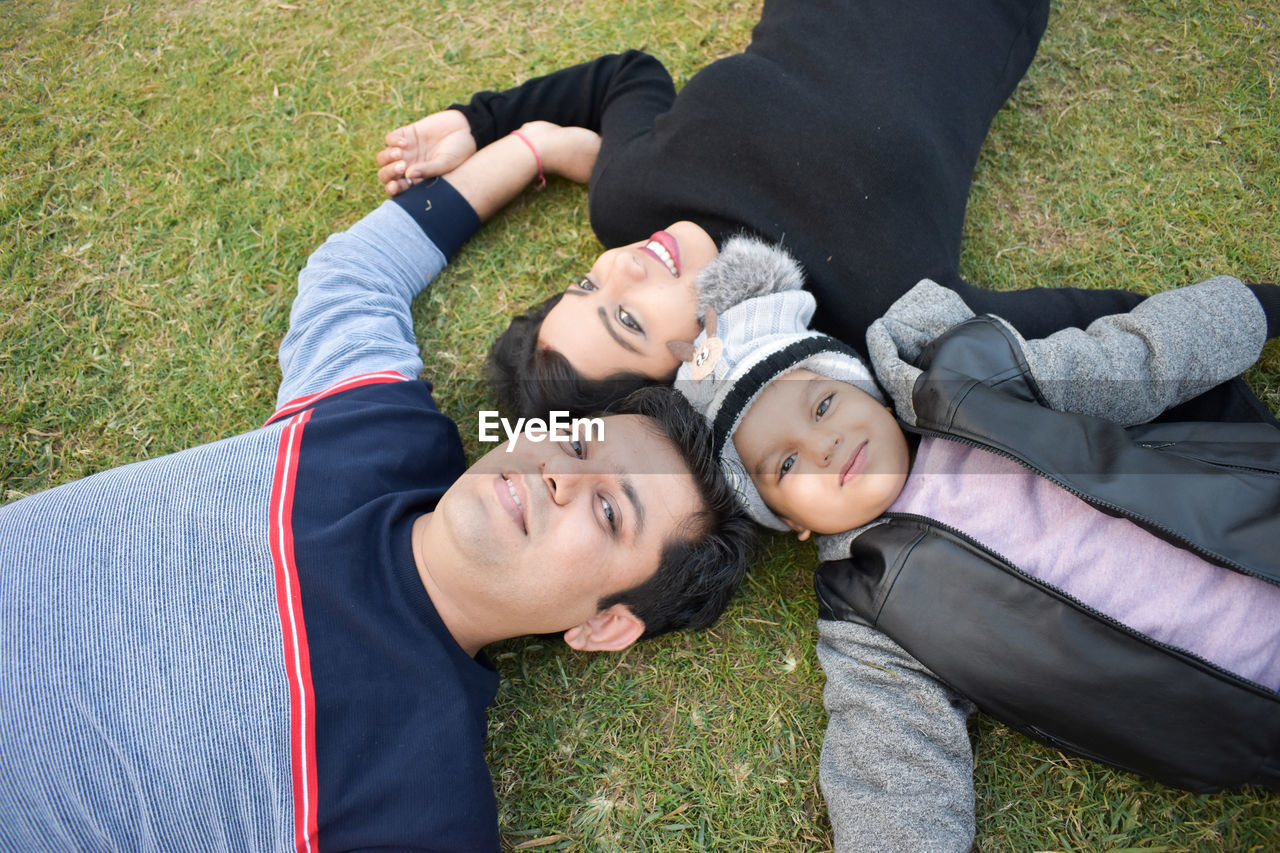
[376,0,1280,422]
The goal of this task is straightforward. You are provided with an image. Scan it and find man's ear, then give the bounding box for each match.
[563,604,645,652]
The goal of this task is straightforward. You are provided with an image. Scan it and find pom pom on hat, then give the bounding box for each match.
[694,234,806,319]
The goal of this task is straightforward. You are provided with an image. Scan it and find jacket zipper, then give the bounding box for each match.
[1135,443,1280,476]
[902,423,1277,586]
[879,509,1280,698]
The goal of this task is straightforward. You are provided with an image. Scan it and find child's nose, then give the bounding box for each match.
[810,432,840,466]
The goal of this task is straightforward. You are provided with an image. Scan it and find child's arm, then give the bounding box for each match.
[817,619,976,853]
[869,278,1275,428]
[1018,276,1271,426]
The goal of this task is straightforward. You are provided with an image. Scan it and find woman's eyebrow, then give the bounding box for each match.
[597,306,642,354]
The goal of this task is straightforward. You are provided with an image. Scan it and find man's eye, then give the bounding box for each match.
[616,307,642,333]
[780,454,796,478]
[600,496,617,533]
[576,277,597,292]
[556,429,586,459]
[816,394,833,419]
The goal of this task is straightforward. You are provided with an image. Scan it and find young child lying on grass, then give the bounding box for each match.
[673,246,1280,853]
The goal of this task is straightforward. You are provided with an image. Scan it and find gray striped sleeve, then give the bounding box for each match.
[276,201,448,407]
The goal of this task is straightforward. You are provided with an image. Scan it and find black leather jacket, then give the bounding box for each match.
[816,316,1280,792]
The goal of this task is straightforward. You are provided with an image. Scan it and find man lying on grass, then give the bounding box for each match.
[0,123,752,852]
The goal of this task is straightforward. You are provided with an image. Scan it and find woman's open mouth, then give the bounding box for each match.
[641,231,681,276]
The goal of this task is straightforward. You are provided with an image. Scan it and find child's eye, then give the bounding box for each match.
[617,307,643,333]
[575,277,597,292]
[780,453,796,479]
[569,439,584,459]
[816,394,833,420]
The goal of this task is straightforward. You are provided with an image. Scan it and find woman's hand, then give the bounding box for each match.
[515,121,601,184]
[375,109,477,196]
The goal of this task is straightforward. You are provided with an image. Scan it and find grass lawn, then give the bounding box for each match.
[3,0,1278,849]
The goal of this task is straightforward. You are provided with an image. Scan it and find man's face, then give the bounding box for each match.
[537,221,717,381]
[425,414,702,646]
[733,369,909,538]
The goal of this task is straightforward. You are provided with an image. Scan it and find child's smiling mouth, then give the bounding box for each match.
[840,442,868,486]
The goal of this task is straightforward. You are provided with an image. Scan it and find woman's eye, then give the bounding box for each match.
[576,277,597,292]
[617,308,642,333]
[816,394,833,419]
[600,496,617,533]
[570,439,585,459]
[780,454,796,478]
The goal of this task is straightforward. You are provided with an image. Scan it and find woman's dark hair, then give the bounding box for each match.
[487,292,662,419]
[595,386,756,639]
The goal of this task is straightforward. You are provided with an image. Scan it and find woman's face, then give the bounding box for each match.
[538,221,718,380]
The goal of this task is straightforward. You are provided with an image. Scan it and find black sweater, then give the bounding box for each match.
[453,0,1155,348]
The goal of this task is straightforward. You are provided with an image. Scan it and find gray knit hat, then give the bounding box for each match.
[672,247,883,530]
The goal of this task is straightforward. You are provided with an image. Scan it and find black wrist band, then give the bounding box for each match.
[391,177,482,262]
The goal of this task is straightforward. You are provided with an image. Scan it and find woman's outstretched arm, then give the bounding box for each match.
[377,52,667,198]
[448,51,673,148]
[376,109,477,197]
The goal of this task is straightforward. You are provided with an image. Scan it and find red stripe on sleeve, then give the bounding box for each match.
[268,409,320,853]
[267,371,410,426]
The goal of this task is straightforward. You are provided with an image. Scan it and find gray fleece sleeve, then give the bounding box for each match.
[1017,275,1266,426]
[817,619,976,853]
[865,280,976,425]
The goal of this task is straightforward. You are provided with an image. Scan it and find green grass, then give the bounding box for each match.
[2,0,1278,849]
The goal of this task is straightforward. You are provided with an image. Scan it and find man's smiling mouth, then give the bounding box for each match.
[500,474,527,533]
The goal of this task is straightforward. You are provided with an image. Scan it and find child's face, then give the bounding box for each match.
[733,369,910,538]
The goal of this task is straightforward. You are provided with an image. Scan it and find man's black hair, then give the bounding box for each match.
[594,386,755,639]
[487,293,662,419]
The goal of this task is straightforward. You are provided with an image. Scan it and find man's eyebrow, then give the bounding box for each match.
[619,475,645,539]
[597,306,642,355]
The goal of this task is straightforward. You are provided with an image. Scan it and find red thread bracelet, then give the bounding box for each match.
[510,130,547,189]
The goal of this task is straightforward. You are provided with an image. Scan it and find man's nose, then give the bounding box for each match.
[541,457,590,506]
